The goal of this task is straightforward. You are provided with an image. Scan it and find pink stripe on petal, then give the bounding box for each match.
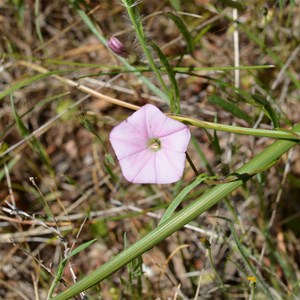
[132,154,157,184]
[119,149,154,183]
[156,117,188,137]
[143,104,168,137]
[154,150,186,184]
[109,136,146,160]
[160,127,191,153]
[110,119,147,140]
[126,109,149,138]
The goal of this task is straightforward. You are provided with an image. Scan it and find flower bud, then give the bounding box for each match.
[107,36,127,57]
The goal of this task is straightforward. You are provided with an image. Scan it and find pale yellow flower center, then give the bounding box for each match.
[148,138,161,152]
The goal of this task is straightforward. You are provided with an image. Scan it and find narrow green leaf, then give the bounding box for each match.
[191,136,214,175]
[10,95,52,169]
[48,239,97,298]
[251,94,280,128]
[0,71,65,101]
[0,92,69,140]
[169,0,180,11]
[78,113,106,148]
[83,64,275,78]
[34,0,44,43]
[212,115,222,155]
[159,174,210,224]
[75,7,169,103]
[194,25,212,45]
[150,42,180,114]
[174,115,300,141]
[167,12,194,54]
[218,217,273,299]
[0,156,20,182]
[65,239,97,261]
[105,154,115,166]
[208,95,252,123]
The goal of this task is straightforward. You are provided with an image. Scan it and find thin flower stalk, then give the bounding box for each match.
[121,0,169,101]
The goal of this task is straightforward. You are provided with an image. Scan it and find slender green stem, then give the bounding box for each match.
[207,246,225,291]
[228,220,273,299]
[186,152,199,176]
[0,53,275,71]
[123,1,169,99]
[249,280,256,300]
[172,115,300,141]
[52,125,300,300]
[93,64,275,73]
[75,6,169,102]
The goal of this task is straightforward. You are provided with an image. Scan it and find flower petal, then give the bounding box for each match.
[154,149,187,184]
[126,108,149,138]
[109,120,147,160]
[141,104,189,138]
[142,104,167,137]
[160,127,190,153]
[119,149,156,183]
[156,116,188,137]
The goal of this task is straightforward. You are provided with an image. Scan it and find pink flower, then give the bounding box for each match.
[109,104,191,184]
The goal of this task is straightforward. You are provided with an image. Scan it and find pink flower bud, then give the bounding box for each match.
[107,36,126,57]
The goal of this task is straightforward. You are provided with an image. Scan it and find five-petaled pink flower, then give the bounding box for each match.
[109,104,191,184]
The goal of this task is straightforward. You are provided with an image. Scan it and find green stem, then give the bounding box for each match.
[75,6,169,102]
[52,125,300,300]
[207,246,225,291]
[172,116,300,141]
[186,152,199,176]
[124,1,169,99]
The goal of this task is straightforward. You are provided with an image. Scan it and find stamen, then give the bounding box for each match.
[148,138,161,152]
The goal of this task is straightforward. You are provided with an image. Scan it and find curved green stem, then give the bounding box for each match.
[172,115,300,141]
[123,1,169,100]
[52,124,300,300]
[75,5,169,102]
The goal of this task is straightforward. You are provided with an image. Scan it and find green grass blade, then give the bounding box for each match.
[0,92,69,140]
[0,71,65,101]
[48,239,97,298]
[167,12,194,54]
[67,239,97,260]
[150,42,180,114]
[75,6,169,102]
[173,115,300,141]
[81,64,275,77]
[251,94,279,128]
[121,0,169,99]
[208,95,252,124]
[159,174,209,225]
[34,0,44,43]
[10,94,52,170]
[0,156,20,182]
[51,124,300,300]
[229,221,272,298]
[191,136,214,175]
[169,0,180,11]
